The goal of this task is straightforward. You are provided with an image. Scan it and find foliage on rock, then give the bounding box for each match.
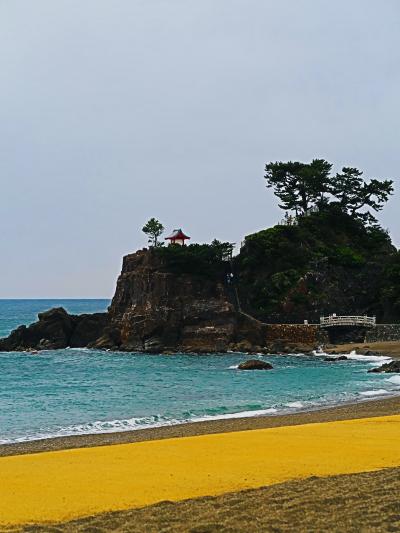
[236,205,397,323]
[155,240,233,278]
[264,159,394,225]
[380,251,400,322]
[142,218,164,247]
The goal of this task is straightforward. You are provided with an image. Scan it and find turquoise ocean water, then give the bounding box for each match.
[0,300,399,444]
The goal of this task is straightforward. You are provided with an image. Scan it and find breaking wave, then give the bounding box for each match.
[386,375,400,385]
[359,389,391,397]
[285,401,304,408]
[0,408,281,445]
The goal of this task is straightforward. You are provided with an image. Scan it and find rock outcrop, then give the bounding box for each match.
[368,360,400,373]
[92,249,267,353]
[238,359,273,370]
[2,206,399,354]
[0,308,108,351]
[0,249,269,354]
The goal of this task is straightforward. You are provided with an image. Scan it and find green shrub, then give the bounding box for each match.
[155,241,232,278]
[328,246,366,267]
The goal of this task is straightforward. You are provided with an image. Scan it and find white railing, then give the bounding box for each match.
[320,315,376,328]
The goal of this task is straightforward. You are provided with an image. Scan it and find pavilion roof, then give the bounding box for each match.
[165,228,190,240]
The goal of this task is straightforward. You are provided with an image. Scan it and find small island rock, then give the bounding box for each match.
[324,356,348,362]
[238,359,273,370]
[368,360,400,373]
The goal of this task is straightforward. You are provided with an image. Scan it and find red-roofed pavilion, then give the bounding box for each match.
[165,229,190,246]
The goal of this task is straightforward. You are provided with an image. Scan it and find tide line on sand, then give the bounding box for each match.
[1,414,400,527]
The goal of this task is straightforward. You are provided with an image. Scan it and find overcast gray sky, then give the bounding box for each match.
[1,0,399,298]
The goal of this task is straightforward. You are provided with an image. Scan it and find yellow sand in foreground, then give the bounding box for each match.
[2,415,400,526]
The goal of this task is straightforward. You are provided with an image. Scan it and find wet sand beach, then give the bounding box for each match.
[326,340,400,359]
[1,394,400,457]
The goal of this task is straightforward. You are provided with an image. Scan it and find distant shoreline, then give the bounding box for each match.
[2,394,400,458]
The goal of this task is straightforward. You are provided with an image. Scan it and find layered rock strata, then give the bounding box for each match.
[93,250,266,353]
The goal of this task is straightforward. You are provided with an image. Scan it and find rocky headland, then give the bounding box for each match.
[1,208,400,354]
[0,248,268,354]
[93,248,267,353]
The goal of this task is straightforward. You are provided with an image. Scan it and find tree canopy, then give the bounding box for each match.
[142,218,164,247]
[264,159,394,224]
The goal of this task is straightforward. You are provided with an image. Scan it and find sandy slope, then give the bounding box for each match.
[326,340,400,358]
[18,467,400,533]
[2,414,400,528]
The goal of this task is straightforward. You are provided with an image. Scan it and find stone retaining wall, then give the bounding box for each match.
[263,323,400,346]
[266,324,329,345]
[365,324,400,342]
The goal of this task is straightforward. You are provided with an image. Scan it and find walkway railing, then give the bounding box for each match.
[320,315,376,328]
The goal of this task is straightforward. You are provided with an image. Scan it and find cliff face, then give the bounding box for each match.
[0,249,266,353]
[93,249,265,353]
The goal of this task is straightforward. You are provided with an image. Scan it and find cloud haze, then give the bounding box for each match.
[1,0,399,297]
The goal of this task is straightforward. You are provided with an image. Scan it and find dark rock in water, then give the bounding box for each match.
[324,355,348,362]
[368,360,400,373]
[286,343,315,354]
[0,307,73,351]
[70,313,109,348]
[238,359,273,370]
[0,307,109,352]
[263,340,287,354]
[88,327,121,350]
[233,340,256,353]
[263,340,316,355]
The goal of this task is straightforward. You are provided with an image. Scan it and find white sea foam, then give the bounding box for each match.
[314,349,391,363]
[345,354,389,362]
[312,347,327,356]
[229,364,239,369]
[386,375,400,385]
[359,389,391,397]
[194,408,278,422]
[346,353,391,363]
[0,408,279,445]
[0,415,180,444]
[285,401,304,408]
